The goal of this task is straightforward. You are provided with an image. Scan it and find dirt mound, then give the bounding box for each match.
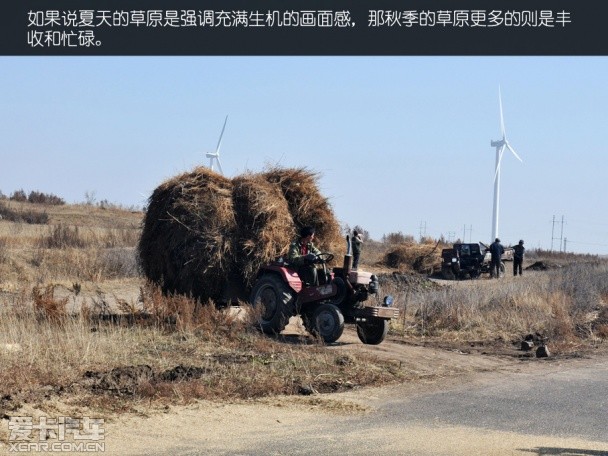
[526,261,559,271]
[378,272,440,292]
[138,166,344,303]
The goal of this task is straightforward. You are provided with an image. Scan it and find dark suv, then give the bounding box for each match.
[441,243,503,279]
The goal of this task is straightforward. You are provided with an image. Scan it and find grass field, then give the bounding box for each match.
[1,198,607,427]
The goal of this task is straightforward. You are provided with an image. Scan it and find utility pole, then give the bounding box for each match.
[551,215,566,252]
[551,215,557,252]
[563,237,567,252]
[559,216,565,252]
[464,224,473,243]
[419,221,427,241]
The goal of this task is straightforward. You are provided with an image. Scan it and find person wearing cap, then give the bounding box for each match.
[489,237,504,278]
[513,239,525,276]
[288,226,322,286]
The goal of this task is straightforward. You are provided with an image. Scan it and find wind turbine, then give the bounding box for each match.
[206,115,228,175]
[490,87,522,241]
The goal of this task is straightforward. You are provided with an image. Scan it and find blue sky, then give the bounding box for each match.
[1,57,607,254]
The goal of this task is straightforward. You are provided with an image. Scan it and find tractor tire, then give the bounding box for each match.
[356,318,389,345]
[306,303,345,344]
[249,274,295,335]
[441,266,456,281]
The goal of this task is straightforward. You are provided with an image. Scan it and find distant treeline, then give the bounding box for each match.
[0,189,65,206]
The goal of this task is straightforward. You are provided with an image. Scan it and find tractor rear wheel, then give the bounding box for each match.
[356,318,389,345]
[249,274,295,334]
[305,303,344,344]
[441,266,456,280]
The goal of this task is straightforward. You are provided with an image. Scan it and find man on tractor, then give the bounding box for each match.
[287,226,322,286]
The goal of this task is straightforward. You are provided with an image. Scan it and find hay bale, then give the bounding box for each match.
[384,245,412,269]
[138,167,237,301]
[263,167,345,258]
[232,173,294,287]
[139,166,345,303]
[384,242,443,274]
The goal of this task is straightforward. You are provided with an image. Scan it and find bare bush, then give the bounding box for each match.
[27,190,65,205]
[37,225,88,249]
[95,247,140,278]
[550,262,608,314]
[10,189,27,202]
[0,201,49,224]
[99,228,139,248]
[32,285,68,322]
[382,231,414,245]
[0,237,7,264]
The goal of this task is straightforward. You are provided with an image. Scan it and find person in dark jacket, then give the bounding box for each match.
[288,226,322,286]
[489,238,504,278]
[513,239,525,276]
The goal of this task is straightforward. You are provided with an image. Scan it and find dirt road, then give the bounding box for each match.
[83,331,608,456]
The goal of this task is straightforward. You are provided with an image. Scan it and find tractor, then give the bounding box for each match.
[249,248,398,345]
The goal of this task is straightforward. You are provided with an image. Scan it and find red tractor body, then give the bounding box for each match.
[250,253,398,344]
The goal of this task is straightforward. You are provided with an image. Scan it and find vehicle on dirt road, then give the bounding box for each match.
[250,252,398,345]
[441,242,512,280]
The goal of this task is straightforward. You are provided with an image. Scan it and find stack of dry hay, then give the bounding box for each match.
[138,166,344,303]
[384,240,445,274]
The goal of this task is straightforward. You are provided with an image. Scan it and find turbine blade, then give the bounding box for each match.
[498,86,506,139]
[506,143,523,162]
[215,115,228,154]
[216,157,224,175]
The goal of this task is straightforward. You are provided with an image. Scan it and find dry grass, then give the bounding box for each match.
[0,284,402,419]
[1,198,607,426]
[383,261,608,345]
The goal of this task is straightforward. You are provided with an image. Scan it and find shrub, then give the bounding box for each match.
[27,190,65,205]
[95,247,140,278]
[10,189,27,202]
[0,237,7,263]
[382,231,414,245]
[0,201,49,224]
[37,225,88,249]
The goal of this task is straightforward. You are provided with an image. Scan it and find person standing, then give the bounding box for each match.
[352,229,363,269]
[513,239,525,276]
[489,238,504,278]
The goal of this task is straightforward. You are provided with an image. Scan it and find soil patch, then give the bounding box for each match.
[83,364,208,396]
[378,271,440,292]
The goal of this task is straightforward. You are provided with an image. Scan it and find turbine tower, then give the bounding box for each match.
[206,115,228,175]
[490,87,522,241]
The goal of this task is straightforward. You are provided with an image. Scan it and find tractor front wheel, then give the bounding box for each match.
[304,303,344,344]
[356,318,389,345]
[249,274,295,335]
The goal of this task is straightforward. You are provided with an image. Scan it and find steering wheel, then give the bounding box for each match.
[316,252,334,264]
